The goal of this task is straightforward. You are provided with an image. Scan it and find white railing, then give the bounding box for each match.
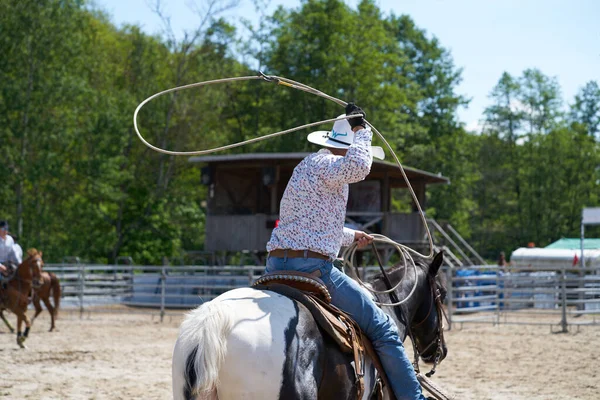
[44,263,600,329]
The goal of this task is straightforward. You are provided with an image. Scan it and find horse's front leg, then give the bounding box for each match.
[16,314,25,348]
[16,312,31,348]
[41,296,55,332]
[31,293,43,325]
[0,310,14,333]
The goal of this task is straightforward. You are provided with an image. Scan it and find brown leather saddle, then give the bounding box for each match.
[252,270,393,400]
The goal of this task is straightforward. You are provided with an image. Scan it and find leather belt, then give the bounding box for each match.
[268,249,329,260]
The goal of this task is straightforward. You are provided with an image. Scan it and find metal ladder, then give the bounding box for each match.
[427,219,487,266]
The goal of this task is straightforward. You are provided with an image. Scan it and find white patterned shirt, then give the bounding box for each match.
[267,127,374,259]
[0,235,21,264]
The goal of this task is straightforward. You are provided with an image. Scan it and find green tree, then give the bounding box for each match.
[519,68,563,134]
[475,69,600,257]
[484,72,524,142]
[570,81,600,138]
[3,0,596,265]
[481,72,524,249]
[0,0,245,263]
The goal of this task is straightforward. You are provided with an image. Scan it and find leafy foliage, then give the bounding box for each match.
[0,0,598,263]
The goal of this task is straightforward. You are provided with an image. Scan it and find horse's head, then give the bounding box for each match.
[24,248,44,288]
[372,251,448,368]
[410,252,448,365]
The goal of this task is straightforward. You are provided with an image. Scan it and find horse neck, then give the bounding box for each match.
[375,269,425,342]
[17,260,32,280]
[380,299,419,342]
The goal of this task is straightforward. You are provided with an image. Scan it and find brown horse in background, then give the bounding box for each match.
[31,258,61,332]
[0,249,43,348]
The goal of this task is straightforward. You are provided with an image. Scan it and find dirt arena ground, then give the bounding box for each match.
[0,308,598,400]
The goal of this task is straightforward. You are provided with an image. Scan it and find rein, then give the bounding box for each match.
[411,276,448,378]
[371,243,446,378]
[11,256,41,285]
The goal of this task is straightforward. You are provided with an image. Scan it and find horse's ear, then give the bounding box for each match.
[429,251,444,277]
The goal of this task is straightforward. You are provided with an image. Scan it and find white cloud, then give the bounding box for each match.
[465,119,485,133]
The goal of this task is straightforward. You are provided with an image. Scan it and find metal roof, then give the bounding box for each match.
[511,247,600,267]
[545,238,600,250]
[189,153,449,185]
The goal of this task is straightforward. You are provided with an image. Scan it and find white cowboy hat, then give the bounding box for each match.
[307,115,385,160]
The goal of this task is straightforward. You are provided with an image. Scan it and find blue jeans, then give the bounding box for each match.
[266,256,425,400]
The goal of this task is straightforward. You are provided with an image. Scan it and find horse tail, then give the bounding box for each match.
[172,301,235,400]
[49,272,61,317]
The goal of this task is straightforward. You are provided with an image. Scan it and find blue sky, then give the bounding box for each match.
[97,0,600,131]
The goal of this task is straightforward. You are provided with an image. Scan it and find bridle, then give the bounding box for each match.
[407,273,449,377]
[371,244,448,377]
[13,255,43,286]
[29,256,44,288]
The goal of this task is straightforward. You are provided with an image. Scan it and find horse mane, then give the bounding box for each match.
[371,257,426,282]
[26,248,40,258]
[371,257,447,298]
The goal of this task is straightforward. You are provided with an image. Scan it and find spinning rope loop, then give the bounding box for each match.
[341,234,420,306]
[133,73,436,306]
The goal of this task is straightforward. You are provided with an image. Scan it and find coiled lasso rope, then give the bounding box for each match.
[133,72,435,306]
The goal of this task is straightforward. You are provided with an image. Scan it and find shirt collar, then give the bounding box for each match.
[317,148,332,154]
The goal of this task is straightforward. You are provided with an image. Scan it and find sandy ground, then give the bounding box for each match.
[0,308,598,400]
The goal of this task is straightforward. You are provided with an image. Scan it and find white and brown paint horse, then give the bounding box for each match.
[172,252,447,400]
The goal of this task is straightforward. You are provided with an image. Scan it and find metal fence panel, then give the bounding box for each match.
[447,265,600,331]
[43,263,600,328]
[44,264,265,320]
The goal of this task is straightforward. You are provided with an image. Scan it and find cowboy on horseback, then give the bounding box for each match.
[0,221,21,286]
[266,104,428,400]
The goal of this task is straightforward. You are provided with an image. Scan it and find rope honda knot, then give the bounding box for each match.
[259,71,279,83]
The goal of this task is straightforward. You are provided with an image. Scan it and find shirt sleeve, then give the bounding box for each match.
[316,127,374,185]
[342,227,356,247]
[13,244,22,264]
[0,236,16,264]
